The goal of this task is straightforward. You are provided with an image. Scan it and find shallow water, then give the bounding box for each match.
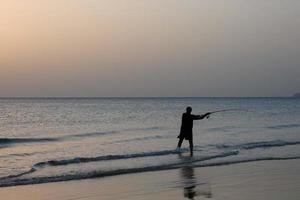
[0,97,299,187]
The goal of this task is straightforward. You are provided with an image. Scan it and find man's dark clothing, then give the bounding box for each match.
[177,113,202,140]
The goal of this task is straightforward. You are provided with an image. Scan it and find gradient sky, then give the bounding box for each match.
[0,0,299,97]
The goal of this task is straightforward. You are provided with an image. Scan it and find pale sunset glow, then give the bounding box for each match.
[0,0,299,97]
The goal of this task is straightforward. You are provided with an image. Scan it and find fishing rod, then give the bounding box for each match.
[206,109,247,118]
[210,109,247,114]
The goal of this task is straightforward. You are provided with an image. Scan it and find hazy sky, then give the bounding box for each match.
[1,0,299,97]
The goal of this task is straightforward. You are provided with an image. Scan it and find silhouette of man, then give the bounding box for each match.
[177,107,210,156]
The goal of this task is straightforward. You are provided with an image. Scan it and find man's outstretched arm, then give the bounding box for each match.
[194,112,211,120]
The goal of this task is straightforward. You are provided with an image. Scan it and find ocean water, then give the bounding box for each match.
[0,97,299,187]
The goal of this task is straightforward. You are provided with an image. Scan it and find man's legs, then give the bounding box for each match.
[177,138,184,148]
[188,139,193,156]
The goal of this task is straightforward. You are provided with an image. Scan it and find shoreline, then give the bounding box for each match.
[1,156,300,188]
[1,159,299,200]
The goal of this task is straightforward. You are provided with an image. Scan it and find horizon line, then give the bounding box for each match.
[0,96,295,99]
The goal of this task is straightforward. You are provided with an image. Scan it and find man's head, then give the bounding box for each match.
[186,106,192,114]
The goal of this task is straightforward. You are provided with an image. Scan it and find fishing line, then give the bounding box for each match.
[206,109,248,118]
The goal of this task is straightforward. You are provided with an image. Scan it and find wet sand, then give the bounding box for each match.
[1,159,300,200]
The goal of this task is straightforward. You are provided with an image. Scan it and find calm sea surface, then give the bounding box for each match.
[0,98,299,187]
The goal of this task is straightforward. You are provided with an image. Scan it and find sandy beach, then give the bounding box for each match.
[1,159,299,200]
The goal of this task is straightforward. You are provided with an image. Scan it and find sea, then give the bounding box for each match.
[0,97,299,187]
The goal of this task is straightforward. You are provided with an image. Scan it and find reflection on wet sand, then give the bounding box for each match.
[179,155,212,199]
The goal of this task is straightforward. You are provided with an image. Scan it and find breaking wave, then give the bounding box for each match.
[266,124,300,130]
[0,150,239,187]
[33,149,182,168]
[216,140,300,150]
[0,126,165,147]
[0,138,58,145]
